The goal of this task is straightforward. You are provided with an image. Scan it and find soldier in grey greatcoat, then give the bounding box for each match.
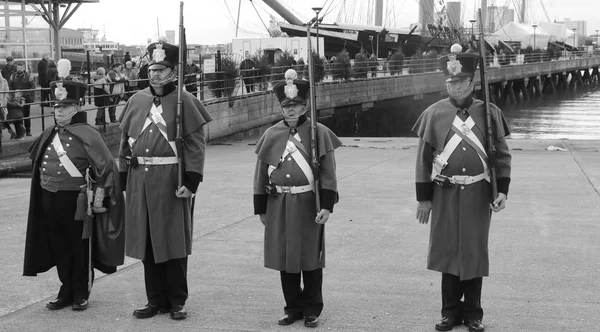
[413,44,512,332]
[253,78,342,328]
[118,40,212,320]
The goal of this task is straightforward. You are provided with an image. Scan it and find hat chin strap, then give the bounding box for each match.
[54,105,80,127]
[149,68,177,88]
[446,79,475,100]
[282,106,307,128]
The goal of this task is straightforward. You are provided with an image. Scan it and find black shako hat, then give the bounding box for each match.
[273,79,310,106]
[50,80,88,106]
[438,44,479,82]
[147,41,179,69]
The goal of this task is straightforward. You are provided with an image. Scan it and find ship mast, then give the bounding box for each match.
[374,0,383,26]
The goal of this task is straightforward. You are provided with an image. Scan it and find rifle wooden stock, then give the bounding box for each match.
[477,9,498,200]
[176,1,185,188]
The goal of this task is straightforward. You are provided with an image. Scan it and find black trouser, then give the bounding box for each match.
[41,189,90,302]
[95,108,106,123]
[42,88,51,106]
[22,104,30,132]
[107,95,120,122]
[280,268,323,318]
[441,273,483,322]
[142,229,188,309]
[6,119,25,137]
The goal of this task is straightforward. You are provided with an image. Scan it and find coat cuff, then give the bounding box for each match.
[320,189,337,213]
[119,172,128,191]
[183,171,203,193]
[416,182,434,201]
[254,194,268,215]
[497,177,511,196]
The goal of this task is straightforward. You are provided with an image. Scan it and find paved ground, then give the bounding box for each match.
[0,137,599,332]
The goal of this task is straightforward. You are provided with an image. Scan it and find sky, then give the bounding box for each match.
[60,0,600,46]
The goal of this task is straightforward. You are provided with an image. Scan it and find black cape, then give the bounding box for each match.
[23,113,125,276]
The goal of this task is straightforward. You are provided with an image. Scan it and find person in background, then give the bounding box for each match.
[122,61,139,101]
[38,54,51,106]
[413,44,512,332]
[47,60,58,83]
[8,61,36,136]
[184,60,201,97]
[1,56,16,81]
[0,73,13,139]
[5,91,26,139]
[106,63,126,123]
[93,67,112,125]
[123,51,132,64]
[137,59,149,90]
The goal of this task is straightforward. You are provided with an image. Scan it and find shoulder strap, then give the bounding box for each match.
[51,133,83,177]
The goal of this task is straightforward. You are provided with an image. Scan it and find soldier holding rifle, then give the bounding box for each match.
[413,43,512,332]
[118,37,212,320]
[253,67,342,328]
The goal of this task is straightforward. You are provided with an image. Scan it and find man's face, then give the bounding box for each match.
[149,66,173,85]
[281,103,306,118]
[446,77,474,100]
[16,65,24,73]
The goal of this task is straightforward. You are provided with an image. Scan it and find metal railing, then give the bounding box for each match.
[1,50,598,151]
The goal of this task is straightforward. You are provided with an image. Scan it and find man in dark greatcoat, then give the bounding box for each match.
[413,44,512,332]
[118,39,212,320]
[23,77,125,312]
[38,54,50,106]
[253,75,342,328]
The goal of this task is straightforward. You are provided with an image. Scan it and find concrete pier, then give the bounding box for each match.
[0,137,599,331]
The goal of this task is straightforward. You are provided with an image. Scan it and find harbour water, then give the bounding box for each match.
[326,85,600,140]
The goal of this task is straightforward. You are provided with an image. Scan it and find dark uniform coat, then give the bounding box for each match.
[413,98,512,280]
[254,119,342,273]
[24,115,125,276]
[118,86,212,264]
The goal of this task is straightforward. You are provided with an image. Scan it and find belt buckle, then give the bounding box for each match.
[143,157,152,165]
[280,186,291,194]
[452,176,467,185]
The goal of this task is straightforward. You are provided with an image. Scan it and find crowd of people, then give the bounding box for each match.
[0,51,203,140]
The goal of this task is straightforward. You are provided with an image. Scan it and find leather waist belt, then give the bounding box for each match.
[136,156,178,165]
[275,184,314,194]
[448,173,487,185]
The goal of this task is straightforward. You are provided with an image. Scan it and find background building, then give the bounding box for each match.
[487,5,515,33]
[0,1,52,73]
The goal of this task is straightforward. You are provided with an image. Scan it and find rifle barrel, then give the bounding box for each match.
[176,1,184,188]
[477,9,498,200]
[306,24,321,212]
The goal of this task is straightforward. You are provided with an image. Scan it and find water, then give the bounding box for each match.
[502,87,600,140]
[324,86,600,140]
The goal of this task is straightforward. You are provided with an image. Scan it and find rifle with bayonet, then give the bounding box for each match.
[306,22,324,262]
[477,9,498,200]
[176,1,185,188]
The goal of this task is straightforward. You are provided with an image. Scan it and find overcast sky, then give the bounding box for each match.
[62,0,600,46]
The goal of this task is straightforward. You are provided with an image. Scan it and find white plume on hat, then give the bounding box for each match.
[450,43,463,53]
[157,35,168,43]
[57,59,71,78]
[284,69,298,82]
